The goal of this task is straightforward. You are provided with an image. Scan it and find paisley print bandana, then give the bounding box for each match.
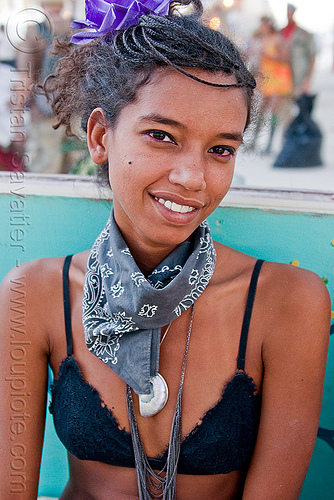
[82,210,216,395]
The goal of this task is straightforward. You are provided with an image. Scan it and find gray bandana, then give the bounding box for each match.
[82,211,216,395]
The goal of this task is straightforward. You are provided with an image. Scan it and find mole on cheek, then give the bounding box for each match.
[128,161,132,165]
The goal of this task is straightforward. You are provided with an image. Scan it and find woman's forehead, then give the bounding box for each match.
[119,67,248,131]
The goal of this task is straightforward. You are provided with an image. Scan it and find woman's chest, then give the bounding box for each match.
[49,285,263,465]
[50,353,260,475]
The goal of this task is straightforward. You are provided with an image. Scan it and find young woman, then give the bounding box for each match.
[0,1,330,499]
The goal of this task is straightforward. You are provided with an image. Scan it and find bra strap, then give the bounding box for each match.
[237,259,264,371]
[63,255,73,357]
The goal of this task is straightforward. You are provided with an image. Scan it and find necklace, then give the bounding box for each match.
[126,305,194,500]
[138,321,174,418]
[160,322,173,345]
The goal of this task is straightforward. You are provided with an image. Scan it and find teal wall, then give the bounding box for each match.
[0,193,333,499]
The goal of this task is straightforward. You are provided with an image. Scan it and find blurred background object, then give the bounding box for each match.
[15,0,74,174]
[1,0,88,174]
[203,0,334,190]
[273,93,323,168]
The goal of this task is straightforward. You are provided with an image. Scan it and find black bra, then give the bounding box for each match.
[49,257,264,475]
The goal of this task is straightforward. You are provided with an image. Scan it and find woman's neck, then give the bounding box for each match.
[126,240,179,277]
[112,211,189,276]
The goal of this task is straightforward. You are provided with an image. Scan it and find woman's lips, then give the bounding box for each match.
[151,194,202,224]
[154,197,196,214]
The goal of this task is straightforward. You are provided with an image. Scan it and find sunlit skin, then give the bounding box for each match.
[0,66,330,500]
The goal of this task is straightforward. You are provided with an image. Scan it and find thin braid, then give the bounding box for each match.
[141,26,235,72]
[160,67,252,88]
[141,25,205,65]
[120,29,142,59]
[140,15,239,69]
[111,16,256,89]
[131,25,250,89]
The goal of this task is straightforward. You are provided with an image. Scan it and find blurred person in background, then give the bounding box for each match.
[247,16,292,154]
[16,0,72,174]
[281,3,316,98]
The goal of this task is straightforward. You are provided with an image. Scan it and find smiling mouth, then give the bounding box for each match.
[154,197,196,214]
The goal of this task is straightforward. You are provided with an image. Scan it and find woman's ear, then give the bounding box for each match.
[87,108,109,165]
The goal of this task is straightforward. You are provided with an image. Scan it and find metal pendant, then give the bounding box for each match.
[138,373,168,417]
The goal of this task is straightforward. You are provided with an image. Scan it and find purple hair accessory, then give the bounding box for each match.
[71,0,171,44]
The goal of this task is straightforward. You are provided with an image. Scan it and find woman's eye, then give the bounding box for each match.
[146,130,175,143]
[209,145,235,157]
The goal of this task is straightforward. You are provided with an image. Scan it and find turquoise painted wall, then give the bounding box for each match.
[0,193,333,499]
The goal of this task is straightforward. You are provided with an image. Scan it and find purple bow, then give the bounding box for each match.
[71,0,171,44]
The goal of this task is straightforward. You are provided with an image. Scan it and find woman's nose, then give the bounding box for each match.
[168,156,206,191]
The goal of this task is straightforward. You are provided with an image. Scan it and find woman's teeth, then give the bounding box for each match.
[155,197,195,214]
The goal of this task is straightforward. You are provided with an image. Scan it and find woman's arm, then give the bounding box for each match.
[243,265,331,500]
[0,262,50,499]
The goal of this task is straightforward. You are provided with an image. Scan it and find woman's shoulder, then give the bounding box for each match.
[1,256,59,293]
[255,261,330,397]
[1,256,64,299]
[212,244,330,367]
[259,260,331,339]
[0,258,65,347]
[0,252,89,344]
[213,242,331,322]
[1,251,89,294]
[0,259,60,364]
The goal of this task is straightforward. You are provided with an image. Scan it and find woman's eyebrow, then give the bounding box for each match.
[216,132,243,143]
[138,113,186,129]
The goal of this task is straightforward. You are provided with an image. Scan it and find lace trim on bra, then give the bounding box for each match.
[50,354,259,470]
[51,355,132,438]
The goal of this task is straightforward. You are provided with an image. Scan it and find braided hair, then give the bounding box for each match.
[43,0,256,181]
